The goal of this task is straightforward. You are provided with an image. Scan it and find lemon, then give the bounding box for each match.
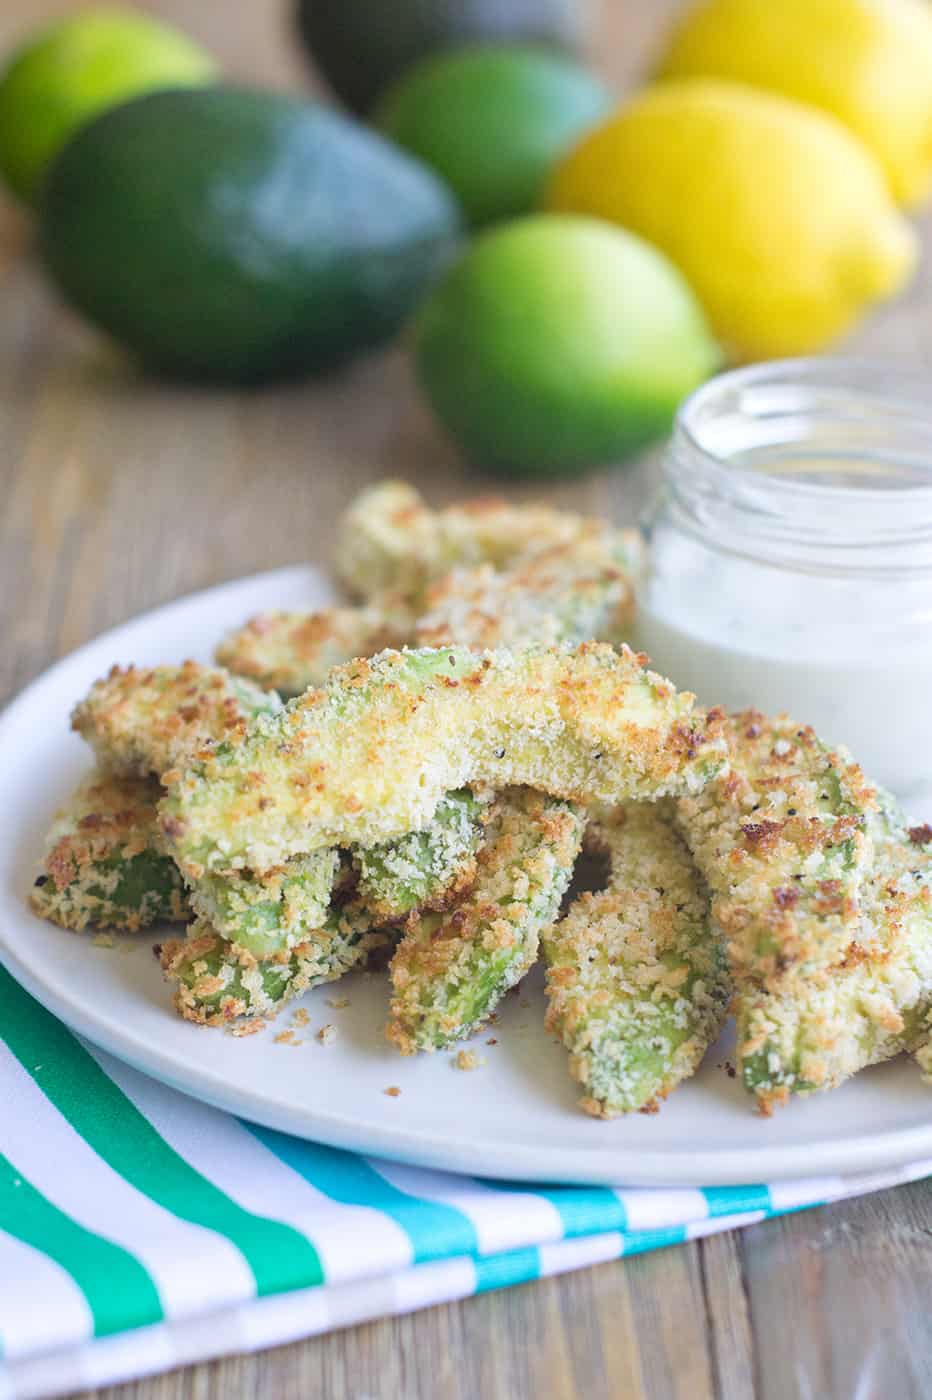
[546,80,917,363]
[413,214,720,478]
[0,9,215,204]
[659,0,932,208]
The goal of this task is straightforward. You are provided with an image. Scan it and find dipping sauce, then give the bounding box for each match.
[636,359,932,800]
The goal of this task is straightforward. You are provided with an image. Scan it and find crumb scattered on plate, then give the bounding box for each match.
[384,1085,401,1097]
[326,996,350,1009]
[291,1008,310,1028]
[455,1049,482,1071]
[230,1020,265,1038]
[317,1023,337,1045]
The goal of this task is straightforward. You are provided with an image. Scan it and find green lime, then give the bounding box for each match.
[413,214,721,478]
[0,8,215,203]
[377,44,610,227]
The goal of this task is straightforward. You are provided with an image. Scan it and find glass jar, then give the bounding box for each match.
[636,358,932,801]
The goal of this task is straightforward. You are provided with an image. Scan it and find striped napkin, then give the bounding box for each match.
[2,967,930,1400]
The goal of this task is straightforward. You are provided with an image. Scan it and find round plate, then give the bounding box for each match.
[2,566,932,1186]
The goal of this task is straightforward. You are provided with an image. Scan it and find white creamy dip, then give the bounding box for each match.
[637,360,932,801]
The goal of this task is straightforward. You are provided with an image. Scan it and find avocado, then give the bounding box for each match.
[39,86,461,383]
[295,0,584,114]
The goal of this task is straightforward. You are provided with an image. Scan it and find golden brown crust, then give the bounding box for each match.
[675,710,876,990]
[71,661,278,778]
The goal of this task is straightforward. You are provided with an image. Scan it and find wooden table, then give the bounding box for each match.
[2,2,931,1396]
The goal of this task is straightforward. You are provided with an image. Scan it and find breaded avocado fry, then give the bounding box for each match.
[186,849,341,959]
[354,787,492,921]
[675,711,877,989]
[544,805,728,1117]
[387,788,585,1054]
[740,795,932,1111]
[412,538,636,651]
[215,604,412,698]
[160,644,726,879]
[30,770,189,932]
[337,479,643,604]
[72,661,280,777]
[160,908,391,1025]
[217,535,639,699]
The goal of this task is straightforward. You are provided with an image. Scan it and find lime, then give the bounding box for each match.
[377,44,610,227]
[413,214,720,478]
[0,8,215,204]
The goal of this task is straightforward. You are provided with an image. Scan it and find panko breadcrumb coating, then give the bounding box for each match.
[387,788,585,1053]
[215,604,412,698]
[354,787,493,921]
[412,536,636,651]
[336,479,644,604]
[72,661,280,778]
[30,770,188,932]
[675,711,877,990]
[160,644,726,879]
[217,533,640,699]
[186,848,340,959]
[740,793,932,1110]
[160,907,391,1025]
[544,804,728,1117]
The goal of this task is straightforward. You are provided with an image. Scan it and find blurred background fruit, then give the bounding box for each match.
[658,0,932,209]
[547,79,917,362]
[377,44,610,227]
[413,214,720,477]
[0,7,215,204]
[295,0,585,115]
[40,86,461,383]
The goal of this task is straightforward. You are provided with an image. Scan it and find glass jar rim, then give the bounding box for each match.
[665,357,932,576]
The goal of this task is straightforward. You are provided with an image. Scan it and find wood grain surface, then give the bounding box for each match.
[1,1,931,1397]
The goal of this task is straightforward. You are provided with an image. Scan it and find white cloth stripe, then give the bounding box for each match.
[371,1159,565,1254]
[94,1048,414,1282]
[0,1232,92,1362]
[391,1257,477,1314]
[538,1232,623,1276]
[768,1176,845,1211]
[615,1186,708,1231]
[0,1044,255,1319]
[685,1211,766,1240]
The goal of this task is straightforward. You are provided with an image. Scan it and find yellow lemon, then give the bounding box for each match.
[659,0,932,208]
[545,79,917,363]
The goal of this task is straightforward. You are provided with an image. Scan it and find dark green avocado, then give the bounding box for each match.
[39,86,462,383]
[295,0,583,114]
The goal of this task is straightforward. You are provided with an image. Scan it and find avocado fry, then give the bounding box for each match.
[674,710,877,990]
[160,907,392,1026]
[159,644,726,880]
[387,788,585,1054]
[543,804,728,1117]
[72,660,280,778]
[215,603,412,698]
[740,793,932,1111]
[30,769,189,932]
[336,479,643,605]
[354,787,493,921]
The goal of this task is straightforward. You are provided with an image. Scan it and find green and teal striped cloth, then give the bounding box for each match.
[2,966,929,1400]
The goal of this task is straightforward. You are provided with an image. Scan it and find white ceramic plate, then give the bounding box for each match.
[2,566,932,1186]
